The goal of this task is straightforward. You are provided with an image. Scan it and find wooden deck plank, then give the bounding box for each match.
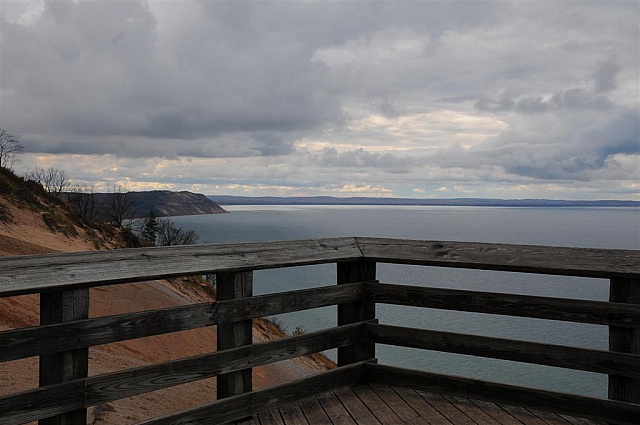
[279,403,310,425]
[528,410,573,425]
[367,364,640,425]
[369,384,425,423]
[298,397,333,425]
[443,395,502,425]
[333,386,382,425]
[249,386,616,425]
[557,414,603,425]
[469,400,524,425]
[316,391,357,425]
[351,384,404,425]
[392,387,453,425]
[500,405,549,425]
[259,410,285,425]
[416,392,475,425]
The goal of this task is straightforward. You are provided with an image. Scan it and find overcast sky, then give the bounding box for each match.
[1,0,638,199]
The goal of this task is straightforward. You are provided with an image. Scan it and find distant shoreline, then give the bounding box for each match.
[208,195,639,208]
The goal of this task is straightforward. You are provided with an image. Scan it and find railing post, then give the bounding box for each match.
[39,288,89,425]
[337,260,376,366]
[216,271,253,399]
[609,277,640,404]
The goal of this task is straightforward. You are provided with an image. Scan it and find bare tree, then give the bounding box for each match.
[104,183,134,227]
[50,169,70,195]
[67,185,98,220]
[25,166,46,188]
[0,128,24,170]
[156,218,199,246]
[25,166,70,195]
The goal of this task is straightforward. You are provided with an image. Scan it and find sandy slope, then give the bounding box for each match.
[0,198,334,424]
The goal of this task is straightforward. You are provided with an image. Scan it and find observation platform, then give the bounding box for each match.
[0,237,638,425]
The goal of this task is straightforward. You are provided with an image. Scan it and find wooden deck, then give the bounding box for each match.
[238,384,604,425]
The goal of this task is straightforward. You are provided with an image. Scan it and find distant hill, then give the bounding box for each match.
[97,190,227,218]
[209,195,639,208]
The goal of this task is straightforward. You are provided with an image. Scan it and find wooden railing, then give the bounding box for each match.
[0,237,639,425]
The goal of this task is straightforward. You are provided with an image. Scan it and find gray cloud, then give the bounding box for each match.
[434,106,639,180]
[550,89,613,111]
[2,1,638,199]
[3,0,503,159]
[3,0,343,157]
[308,148,414,173]
[476,88,614,114]
[594,58,622,92]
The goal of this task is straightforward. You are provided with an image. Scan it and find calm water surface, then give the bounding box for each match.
[171,205,640,398]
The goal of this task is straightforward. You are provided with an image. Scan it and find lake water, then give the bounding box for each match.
[170,205,640,398]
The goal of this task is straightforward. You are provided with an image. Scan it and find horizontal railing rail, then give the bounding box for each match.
[0,323,367,425]
[0,237,639,425]
[356,237,640,278]
[0,283,362,362]
[0,238,362,296]
[2,237,639,297]
[366,282,640,327]
[366,322,640,379]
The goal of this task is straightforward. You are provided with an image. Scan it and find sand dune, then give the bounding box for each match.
[0,195,333,424]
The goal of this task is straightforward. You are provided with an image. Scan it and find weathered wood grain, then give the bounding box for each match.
[38,288,89,425]
[367,363,640,425]
[531,410,575,425]
[217,271,253,399]
[391,387,451,425]
[0,381,83,425]
[366,282,640,327]
[258,410,285,425]
[3,237,637,297]
[499,405,549,425]
[337,260,375,366]
[369,383,425,423]
[443,395,502,425]
[470,399,525,425]
[609,277,640,404]
[367,323,640,378]
[557,414,601,425]
[332,386,381,425]
[417,392,476,425]
[84,322,363,406]
[136,361,365,425]
[349,383,404,425]
[278,403,309,425]
[297,397,333,425]
[0,238,362,296]
[0,283,362,362]
[356,237,640,279]
[316,391,357,425]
